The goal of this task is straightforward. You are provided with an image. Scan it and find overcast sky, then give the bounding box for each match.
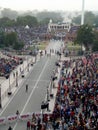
[0,0,98,12]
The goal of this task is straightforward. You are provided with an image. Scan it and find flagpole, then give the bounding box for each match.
[81,0,85,25]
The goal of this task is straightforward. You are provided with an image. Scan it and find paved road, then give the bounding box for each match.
[0,41,63,130]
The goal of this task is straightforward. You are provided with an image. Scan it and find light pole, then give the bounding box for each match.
[50,78,53,96]
[16,71,18,87]
[0,84,2,108]
[47,86,50,102]
[8,74,12,95]
[27,56,28,71]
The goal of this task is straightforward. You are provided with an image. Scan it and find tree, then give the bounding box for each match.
[4,32,18,47]
[94,16,98,27]
[13,41,24,50]
[92,40,98,52]
[1,8,18,20]
[0,17,16,27]
[76,24,94,51]
[37,11,63,23]
[40,18,50,25]
[72,11,96,25]
[0,31,5,48]
[16,15,38,27]
[84,11,95,25]
[72,15,81,25]
[0,31,25,50]
[92,31,98,52]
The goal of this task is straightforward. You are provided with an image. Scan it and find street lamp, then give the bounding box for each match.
[47,86,50,102]
[27,56,29,72]
[8,74,12,95]
[0,84,2,108]
[16,71,18,87]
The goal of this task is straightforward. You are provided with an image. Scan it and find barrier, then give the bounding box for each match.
[0,117,6,125]
[0,111,53,125]
[19,113,30,121]
[7,115,18,123]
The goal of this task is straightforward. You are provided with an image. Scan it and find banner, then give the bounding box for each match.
[0,117,6,125]
[19,113,30,120]
[7,115,18,123]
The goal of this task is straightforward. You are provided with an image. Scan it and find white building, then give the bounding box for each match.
[48,19,71,33]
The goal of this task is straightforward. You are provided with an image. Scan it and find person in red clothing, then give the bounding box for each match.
[70,110,75,120]
[27,120,30,130]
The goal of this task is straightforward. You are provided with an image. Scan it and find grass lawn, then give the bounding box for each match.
[29,41,49,51]
[67,42,81,51]
[38,41,49,50]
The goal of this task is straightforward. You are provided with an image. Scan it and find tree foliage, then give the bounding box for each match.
[92,40,98,52]
[40,18,50,25]
[16,15,38,27]
[72,15,81,25]
[76,24,94,50]
[37,11,63,23]
[1,8,18,20]
[0,31,24,50]
[92,31,98,52]
[0,17,16,27]
[72,11,97,26]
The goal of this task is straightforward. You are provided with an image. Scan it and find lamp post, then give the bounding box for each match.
[50,78,53,95]
[0,84,2,108]
[16,71,18,87]
[8,74,12,95]
[27,56,29,72]
[47,86,50,102]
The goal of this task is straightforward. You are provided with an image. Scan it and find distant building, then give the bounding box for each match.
[48,19,71,33]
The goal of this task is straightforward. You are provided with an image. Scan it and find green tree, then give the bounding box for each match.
[76,24,94,51]
[13,41,24,50]
[72,15,81,25]
[16,15,38,27]
[37,11,63,23]
[0,31,5,48]
[40,18,50,25]
[94,16,98,27]
[72,11,96,25]
[1,8,18,20]
[92,40,98,52]
[0,29,25,50]
[0,17,16,27]
[4,32,18,47]
[84,11,95,25]
[92,31,98,52]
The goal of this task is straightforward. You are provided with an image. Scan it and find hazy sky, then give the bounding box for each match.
[0,0,98,11]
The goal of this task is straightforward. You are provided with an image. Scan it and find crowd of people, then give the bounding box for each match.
[0,53,23,78]
[50,54,98,130]
[20,54,97,130]
[3,25,51,46]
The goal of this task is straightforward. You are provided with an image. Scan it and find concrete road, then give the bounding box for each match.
[0,41,64,130]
